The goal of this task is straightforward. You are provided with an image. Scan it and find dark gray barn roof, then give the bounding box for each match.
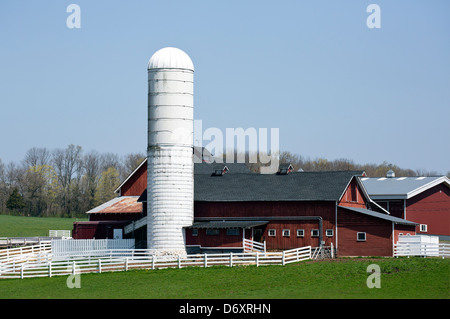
[138,170,365,203]
[194,170,364,202]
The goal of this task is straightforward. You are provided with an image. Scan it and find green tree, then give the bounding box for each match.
[95,167,120,206]
[6,188,25,215]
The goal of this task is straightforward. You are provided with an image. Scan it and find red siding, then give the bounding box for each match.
[393,225,416,243]
[406,184,450,236]
[338,178,366,209]
[337,207,393,257]
[186,228,250,248]
[72,221,129,239]
[194,201,337,250]
[120,163,147,196]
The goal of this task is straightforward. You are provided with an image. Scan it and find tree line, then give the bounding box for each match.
[273,151,449,178]
[0,145,145,218]
[1,146,448,218]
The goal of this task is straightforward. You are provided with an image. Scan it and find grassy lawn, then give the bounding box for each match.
[0,214,86,237]
[1,257,449,299]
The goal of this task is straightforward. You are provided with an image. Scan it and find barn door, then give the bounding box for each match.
[253,228,263,243]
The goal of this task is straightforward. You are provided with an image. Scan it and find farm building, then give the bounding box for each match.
[71,47,432,257]
[73,158,418,257]
[361,172,450,240]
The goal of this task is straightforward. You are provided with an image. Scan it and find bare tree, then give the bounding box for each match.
[52,144,83,217]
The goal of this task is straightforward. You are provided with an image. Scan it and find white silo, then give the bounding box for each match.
[147,47,194,254]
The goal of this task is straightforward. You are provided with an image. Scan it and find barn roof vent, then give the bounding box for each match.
[277,163,294,175]
[386,169,395,178]
[212,166,229,176]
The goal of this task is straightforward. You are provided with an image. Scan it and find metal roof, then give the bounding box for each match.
[189,220,269,229]
[361,176,450,200]
[86,196,142,214]
[339,206,418,225]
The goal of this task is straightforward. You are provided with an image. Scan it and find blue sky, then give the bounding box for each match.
[0,1,449,174]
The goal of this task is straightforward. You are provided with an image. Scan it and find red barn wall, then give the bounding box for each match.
[337,207,393,257]
[406,183,450,236]
[338,179,367,209]
[186,228,251,248]
[393,224,416,243]
[194,201,337,250]
[72,221,129,239]
[120,163,147,196]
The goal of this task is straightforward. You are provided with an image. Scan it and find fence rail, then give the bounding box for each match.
[394,243,450,258]
[0,246,312,279]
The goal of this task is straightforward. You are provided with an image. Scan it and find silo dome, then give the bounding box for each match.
[148,47,194,71]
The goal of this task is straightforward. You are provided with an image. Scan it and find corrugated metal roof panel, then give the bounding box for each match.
[87,196,142,214]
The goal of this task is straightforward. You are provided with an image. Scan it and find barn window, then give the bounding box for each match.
[206,229,220,236]
[191,229,198,236]
[282,229,290,237]
[226,228,240,236]
[357,232,366,241]
[311,229,319,237]
[350,183,357,202]
[326,229,333,237]
[297,229,304,237]
[268,229,276,237]
[420,224,427,232]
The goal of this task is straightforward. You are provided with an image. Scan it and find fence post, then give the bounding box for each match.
[256,252,259,267]
[204,253,207,268]
[229,252,233,267]
[125,257,128,272]
[20,264,24,279]
[152,255,155,270]
[72,261,76,275]
[49,262,52,277]
[178,255,181,269]
[282,251,285,266]
[331,242,334,259]
[98,259,102,273]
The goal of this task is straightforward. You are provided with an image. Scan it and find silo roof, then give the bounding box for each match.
[148,47,194,71]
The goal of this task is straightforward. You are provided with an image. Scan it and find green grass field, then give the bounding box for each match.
[0,214,86,237]
[1,215,449,300]
[1,257,449,299]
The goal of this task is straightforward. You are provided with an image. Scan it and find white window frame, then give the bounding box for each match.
[297,229,304,237]
[357,232,366,241]
[420,224,427,232]
[282,229,290,237]
[326,229,333,237]
[268,229,276,237]
[311,229,319,237]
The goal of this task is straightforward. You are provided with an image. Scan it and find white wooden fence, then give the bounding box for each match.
[51,239,135,257]
[394,243,450,258]
[0,245,312,279]
[243,238,266,253]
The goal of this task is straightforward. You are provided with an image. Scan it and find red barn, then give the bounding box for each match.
[77,158,420,257]
[362,174,450,240]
